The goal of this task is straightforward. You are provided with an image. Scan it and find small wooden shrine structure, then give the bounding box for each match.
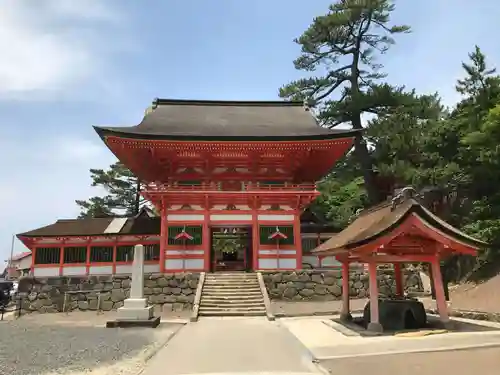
[313,187,487,331]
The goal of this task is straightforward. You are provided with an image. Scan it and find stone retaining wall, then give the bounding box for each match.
[17,273,200,314]
[262,270,423,301]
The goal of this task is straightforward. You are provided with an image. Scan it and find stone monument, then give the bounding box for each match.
[106,244,160,328]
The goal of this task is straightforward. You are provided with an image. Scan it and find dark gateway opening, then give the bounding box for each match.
[210,226,252,272]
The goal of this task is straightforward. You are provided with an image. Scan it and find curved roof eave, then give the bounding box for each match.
[93,126,362,142]
[344,203,487,250]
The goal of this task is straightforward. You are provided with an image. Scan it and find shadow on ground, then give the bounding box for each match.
[331,314,500,338]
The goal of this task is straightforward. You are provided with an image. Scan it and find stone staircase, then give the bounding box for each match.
[198,272,267,317]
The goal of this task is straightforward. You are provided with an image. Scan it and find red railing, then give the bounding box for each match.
[145,182,317,193]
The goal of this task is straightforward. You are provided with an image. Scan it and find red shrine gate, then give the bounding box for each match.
[96,100,358,273]
[17,100,359,275]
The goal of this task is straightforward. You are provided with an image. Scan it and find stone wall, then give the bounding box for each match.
[262,270,423,301]
[17,273,200,314]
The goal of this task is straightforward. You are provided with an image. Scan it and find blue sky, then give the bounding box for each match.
[1,0,499,262]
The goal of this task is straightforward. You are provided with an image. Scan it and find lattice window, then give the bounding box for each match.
[168,226,203,245]
[177,180,202,186]
[34,247,60,264]
[301,238,318,255]
[260,181,285,187]
[116,245,134,262]
[63,247,87,263]
[259,226,294,245]
[90,246,113,263]
[116,244,160,262]
[145,244,160,261]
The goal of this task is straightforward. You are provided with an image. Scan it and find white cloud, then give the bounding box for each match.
[0,0,125,100]
[0,0,135,262]
[0,134,116,257]
[44,0,121,22]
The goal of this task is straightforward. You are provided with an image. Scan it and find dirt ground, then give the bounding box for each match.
[320,347,500,375]
[448,274,500,313]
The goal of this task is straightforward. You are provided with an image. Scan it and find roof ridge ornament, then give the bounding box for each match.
[144,98,159,117]
[391,186,420,211]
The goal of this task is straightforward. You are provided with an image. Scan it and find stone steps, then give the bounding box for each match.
[203,295,264,303]
[199,272,267,317]
[200,301,264,308]
[198,308,267,316]
[203,285,260,293]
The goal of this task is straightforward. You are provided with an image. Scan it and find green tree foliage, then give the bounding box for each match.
[280,0,414,203]
[281,1,500,281]
[76,162,144,218]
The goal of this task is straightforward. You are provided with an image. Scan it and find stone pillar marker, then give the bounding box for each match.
[130,244,145,301]
[107,244,160,328]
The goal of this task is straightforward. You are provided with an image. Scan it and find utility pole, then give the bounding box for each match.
[7,234,15,280]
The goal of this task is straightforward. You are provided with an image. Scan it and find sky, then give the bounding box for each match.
[1,0,500,262]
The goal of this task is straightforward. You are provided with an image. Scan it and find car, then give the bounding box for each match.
[10,281,18,297]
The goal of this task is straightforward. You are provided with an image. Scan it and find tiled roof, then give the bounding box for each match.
[94,99,361,141]
[313,198,487,254]
[17,212,325,238]
[17,217,161,238]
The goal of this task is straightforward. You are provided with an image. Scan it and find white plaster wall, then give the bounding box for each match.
[257,214,294,221]
[184,259,204,269]
[259,249,296,255]
[258,258,278,269]
[278,258,297,269]
[210,214,252,221]
[88,266,113,275]
[165,259,183,270]
[115,265,132,274]
[33,267,59,277]
[167,214,204,221]
[62,267,87,276]
[166,250,204,255]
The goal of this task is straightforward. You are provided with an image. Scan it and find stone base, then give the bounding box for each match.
[438,319,456,330]
[106,316,161,328]
[367,322,384,333]
[340,312,353,322]
[116,298,154,321]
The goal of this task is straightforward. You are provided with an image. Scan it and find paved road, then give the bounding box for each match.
[142,317,319,375]
[320,347,500,375]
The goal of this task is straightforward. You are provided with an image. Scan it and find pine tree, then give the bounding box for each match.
[76,162,144,218]
[280,0,413,204]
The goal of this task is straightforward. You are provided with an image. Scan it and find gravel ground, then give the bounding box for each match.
[319,347,500,375]
[0,316,183,375]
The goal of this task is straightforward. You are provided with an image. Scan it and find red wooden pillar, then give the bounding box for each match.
[340,261,351,321]
[293,213,302,270]
[430,257,450,325]
[394,262,403,296]
[159,201,167,273]
[203,211,210,272]
[112,238,117,275]
[31,246,36,276]
[59,244,64,276]
[252,211,259,271]
[85,240,91,276]
[367,262,383,332]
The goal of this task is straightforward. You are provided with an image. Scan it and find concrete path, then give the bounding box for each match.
[320,347,500,375]
[280,316,500,359]
[142,317,320,375]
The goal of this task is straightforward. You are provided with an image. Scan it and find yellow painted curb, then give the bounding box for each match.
[395,329,448,337]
